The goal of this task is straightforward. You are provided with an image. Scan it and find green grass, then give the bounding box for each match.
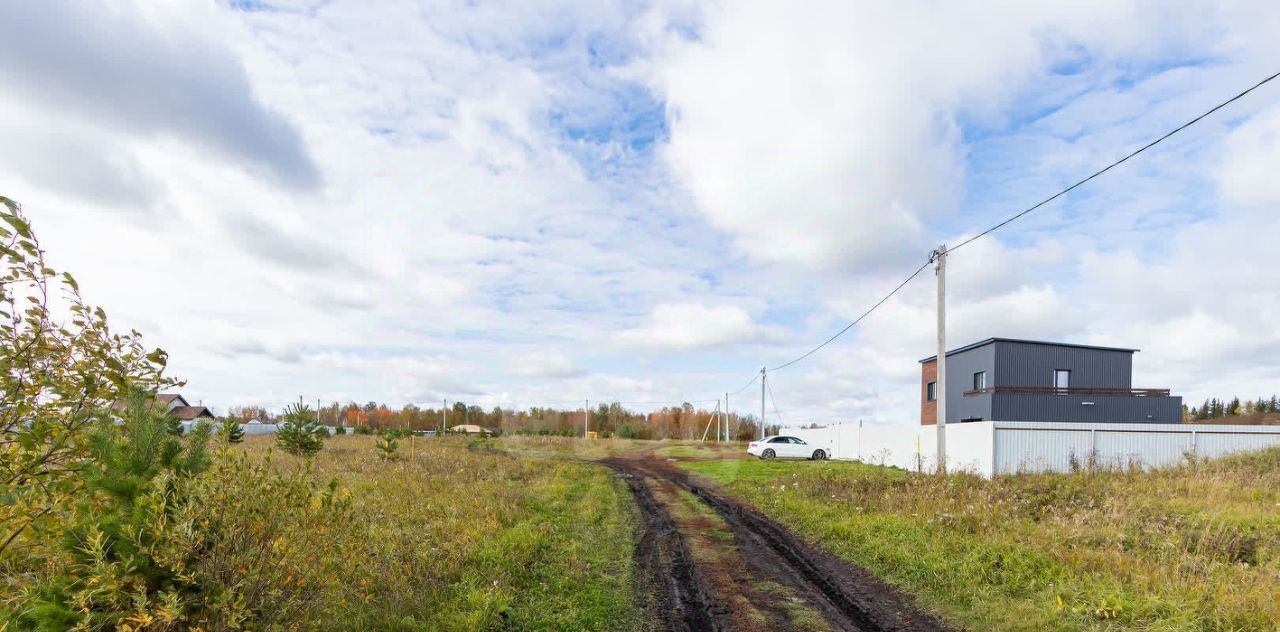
[264,436,643,631]
[681,450,1280,631]
[654,445,724,459]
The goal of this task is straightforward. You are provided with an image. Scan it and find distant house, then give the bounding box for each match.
[155,394,215,421]
[920,338,1181,425]
[112,393,215,421]
[450,424,489,435]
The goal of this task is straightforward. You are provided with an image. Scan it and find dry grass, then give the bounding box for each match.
[682,448,1280,631]
[238,434,643,631]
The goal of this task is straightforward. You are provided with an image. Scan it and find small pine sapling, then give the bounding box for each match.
[276,403,326,456]
[375,432,400,461]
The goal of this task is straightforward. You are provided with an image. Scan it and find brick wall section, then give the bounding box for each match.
[921,359,937,426]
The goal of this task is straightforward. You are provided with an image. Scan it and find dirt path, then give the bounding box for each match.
[602,451,953,632]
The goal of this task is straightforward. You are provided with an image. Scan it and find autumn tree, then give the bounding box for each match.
[0,196,175,554]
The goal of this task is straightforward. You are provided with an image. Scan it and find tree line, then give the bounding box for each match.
[226,400,766,440]
[1184,395,1280,421]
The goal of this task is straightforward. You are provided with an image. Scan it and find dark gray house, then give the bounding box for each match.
[920,338,1181,425]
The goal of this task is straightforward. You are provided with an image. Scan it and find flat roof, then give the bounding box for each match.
[919,337,1138,363]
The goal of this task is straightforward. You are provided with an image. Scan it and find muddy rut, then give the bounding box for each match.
[602,453,953,632]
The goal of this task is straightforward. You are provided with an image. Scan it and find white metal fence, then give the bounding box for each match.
[778,421,1280,477]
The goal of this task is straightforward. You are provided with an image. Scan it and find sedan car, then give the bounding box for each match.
[747,435,827,460]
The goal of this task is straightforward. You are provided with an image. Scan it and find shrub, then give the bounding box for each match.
[0,196,175,556]
[333,425,347,435]
[276,403,326,456]
[219,417,245,444]
[12,390,212,628]
[175,450,353,629]
[375,432,400,461]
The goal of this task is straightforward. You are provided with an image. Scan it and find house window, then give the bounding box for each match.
[926,381,937,401]
[1054,369,1071,391]
[973,371,987,391]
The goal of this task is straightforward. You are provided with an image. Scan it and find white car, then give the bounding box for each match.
[747,435,828,460]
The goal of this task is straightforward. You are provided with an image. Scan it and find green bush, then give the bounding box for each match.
[375,432,400,461]
[0,196,175,557]
[12,390,212,629]
[333,425,347,435]
[276,403,326,456]
[218,417,245,444]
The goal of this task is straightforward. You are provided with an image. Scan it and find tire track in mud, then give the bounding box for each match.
[605,454,953,632]
[611,466,728,632]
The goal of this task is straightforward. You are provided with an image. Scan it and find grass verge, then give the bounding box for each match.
[255,436,641,630]
[680,449,1280,631]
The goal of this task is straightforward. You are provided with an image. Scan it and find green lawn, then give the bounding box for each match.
[681,450,1280,631]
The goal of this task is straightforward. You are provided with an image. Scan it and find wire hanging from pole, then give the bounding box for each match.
[766,379,784,426]
[769,261,932,372]
[948,69,1280,254]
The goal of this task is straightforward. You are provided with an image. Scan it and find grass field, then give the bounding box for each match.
[679,448,1280,631]
[244,435,643,631]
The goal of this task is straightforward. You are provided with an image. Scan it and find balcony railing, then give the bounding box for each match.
[963,386,1171,397]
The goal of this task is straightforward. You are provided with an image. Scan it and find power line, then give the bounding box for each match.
[613,398,720,406]
[949,69,1280,254]
[750,69,1280,382]
[731,373,759,395]
[766,379,784,425]
[769,261,932,372]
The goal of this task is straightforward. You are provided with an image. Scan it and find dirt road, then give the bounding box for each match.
[602,451,953,632]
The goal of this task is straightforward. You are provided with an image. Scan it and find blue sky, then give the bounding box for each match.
[2,1,1279,426]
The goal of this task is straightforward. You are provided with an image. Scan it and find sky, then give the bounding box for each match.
[2,0,1279,424]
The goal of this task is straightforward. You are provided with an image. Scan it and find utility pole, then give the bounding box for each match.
[721,391,732,442]
[760,367,767,439]
[442,399,448,434]
[584,399,590,438]
[933,244,948,473]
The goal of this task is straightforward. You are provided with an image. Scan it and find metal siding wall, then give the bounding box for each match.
[1094,430,1191,469]
[994,428,1093,473]
[944,344,995,423]
[1195,431,1280,458]
[783,421,1280,477]
[993,393,1183,423]
[992,422,1280,474]
[995,341,1132,389]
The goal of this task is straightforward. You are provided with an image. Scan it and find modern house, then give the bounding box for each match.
[920,338,1181,425]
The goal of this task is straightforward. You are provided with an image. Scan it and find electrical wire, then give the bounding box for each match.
[731,373,760,395]
[613,398,720,406]
[769,260,932,372]
[949,69,1280,254]
[766,379,784,425]
[742,69,1280,386]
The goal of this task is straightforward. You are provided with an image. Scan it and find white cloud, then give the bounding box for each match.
[5,0,1280,428]
[510,352,585,379]
[1217,105,1280,208]
[639,0,1186,271]
[616,302,780,351]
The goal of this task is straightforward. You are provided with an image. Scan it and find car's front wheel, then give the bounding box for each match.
[760,448,775,460]
[811,449,826,461]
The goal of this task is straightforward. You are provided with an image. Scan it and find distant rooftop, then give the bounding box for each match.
[919,337,1138,363]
